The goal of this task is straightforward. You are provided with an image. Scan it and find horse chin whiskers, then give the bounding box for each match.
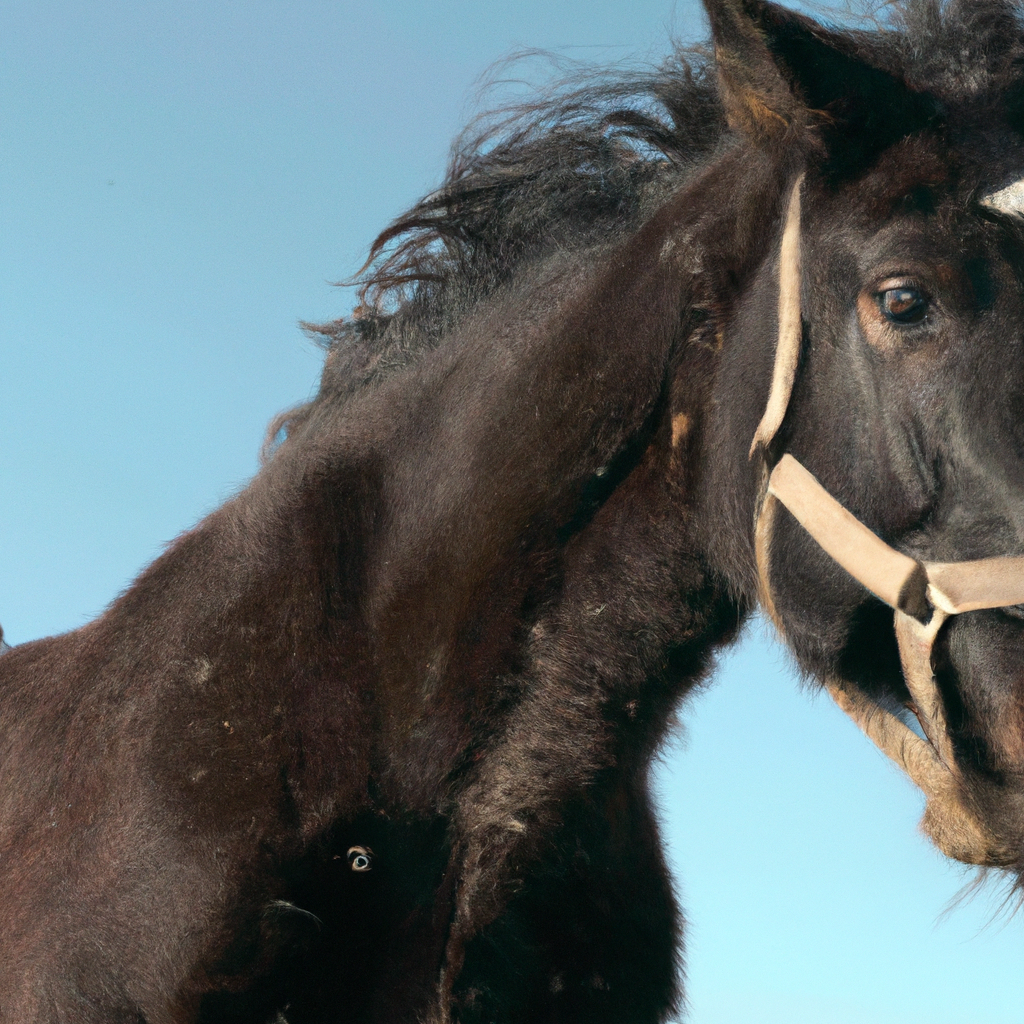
[939,863,1024,933]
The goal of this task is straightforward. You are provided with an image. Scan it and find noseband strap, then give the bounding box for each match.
[767,455,1024,623]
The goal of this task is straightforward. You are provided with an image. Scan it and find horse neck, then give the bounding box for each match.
[262,141,795,658]
[100,141,791,702]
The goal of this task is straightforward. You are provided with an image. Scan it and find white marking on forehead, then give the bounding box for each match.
[980,177,1024,218]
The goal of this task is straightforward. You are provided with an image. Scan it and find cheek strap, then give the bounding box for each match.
[750,175,805,458]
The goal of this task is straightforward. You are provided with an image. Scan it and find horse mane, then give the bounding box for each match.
[866,0,1024,97]
[346,1,1024,315]
[307,47,725,372]
[261,47,725,456]
[260,0,1024,459]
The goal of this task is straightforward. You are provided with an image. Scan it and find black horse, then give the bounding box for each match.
[3,0,1024,1020]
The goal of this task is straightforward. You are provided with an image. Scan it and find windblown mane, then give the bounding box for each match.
[307,49,725,379]
[258,0,1024,463]
[262,49,726,450]
[298,0,1024,396]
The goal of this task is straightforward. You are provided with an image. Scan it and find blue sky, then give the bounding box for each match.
[2,1,1023,1020]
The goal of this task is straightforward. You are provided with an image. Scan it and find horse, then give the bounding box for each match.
[3,0,1024,1019]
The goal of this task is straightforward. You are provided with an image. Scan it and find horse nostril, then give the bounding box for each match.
[346,845,373,872]
[1001,604,1024,621]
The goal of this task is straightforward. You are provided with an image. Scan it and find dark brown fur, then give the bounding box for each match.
[4,2,1024,1021]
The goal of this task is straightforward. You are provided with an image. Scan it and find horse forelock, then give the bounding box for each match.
[800,0,1018,104]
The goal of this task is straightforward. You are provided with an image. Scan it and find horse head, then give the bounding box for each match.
[698,0,1024,869]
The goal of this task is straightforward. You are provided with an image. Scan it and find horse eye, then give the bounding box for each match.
[346,846,373,872]
[878,287,928,325]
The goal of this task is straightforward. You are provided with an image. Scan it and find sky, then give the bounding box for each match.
[2,1,1023,1021]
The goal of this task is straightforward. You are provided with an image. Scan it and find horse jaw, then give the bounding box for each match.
[757,458,1021,867]
[824,678,1017,866]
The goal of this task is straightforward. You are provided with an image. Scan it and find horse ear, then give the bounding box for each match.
[703,0,806,142]
[705,0,942,174]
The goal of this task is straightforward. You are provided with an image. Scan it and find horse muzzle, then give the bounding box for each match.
[763,454,1024,868]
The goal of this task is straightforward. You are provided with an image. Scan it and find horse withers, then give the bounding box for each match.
[3,1,1024,1021]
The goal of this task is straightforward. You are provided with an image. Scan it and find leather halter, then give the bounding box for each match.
[752,176,1024,780]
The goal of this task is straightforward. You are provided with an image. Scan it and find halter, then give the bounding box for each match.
[750,176,1024,865]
